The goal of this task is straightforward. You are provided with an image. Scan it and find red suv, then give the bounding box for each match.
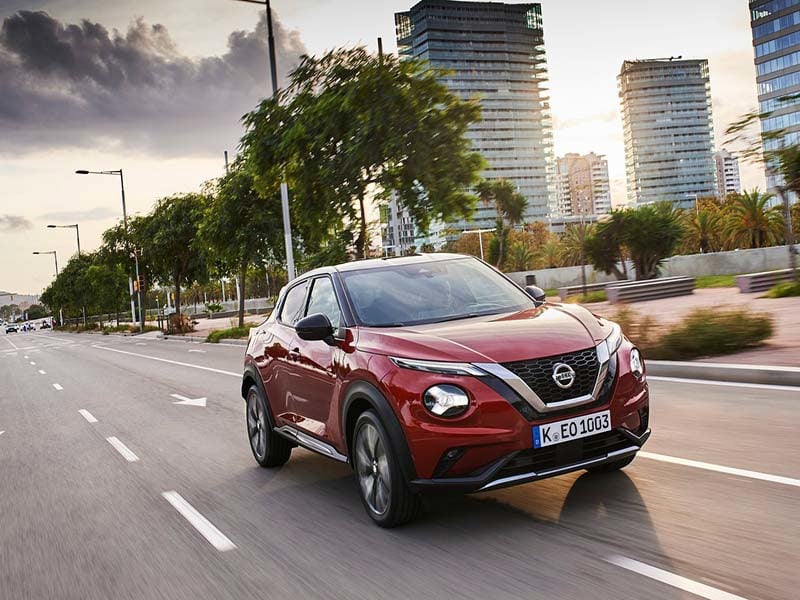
[242,254,649,527]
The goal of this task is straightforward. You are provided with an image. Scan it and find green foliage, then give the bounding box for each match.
[25,304,46,319]
[242,47,484,258]
[139,193,209,316]
[765,281,800,298]
[586,203,684,280]
[560,222,594,267]
[206,326,250,343]
[695,275,736,288]
[723,190,784,249]
[206,302,223,314]
[565,290,607,304]
[614,307,773,360]
[476,179,527,268]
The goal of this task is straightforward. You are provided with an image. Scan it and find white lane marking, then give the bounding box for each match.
[3,337,18,349]
[607,555,748,600]
[188,349,206,353]
[38,369,46,375]
[161,491,236,552]
[650,359,800,373]
[92,345,239,377]
[78,409,98,423]
[106,437,139,462]
[648,375,800,393]
[0,431,4,436]
[136,342,146,346]
[639,452,800,488]
[170,394,207,407]
[23,355,28,359]
[52,383,63,391]
[29,361,36,365]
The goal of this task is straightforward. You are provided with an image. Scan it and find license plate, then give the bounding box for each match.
[533,410,611,449]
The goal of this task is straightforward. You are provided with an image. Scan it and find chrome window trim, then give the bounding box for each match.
[473,339,612,414]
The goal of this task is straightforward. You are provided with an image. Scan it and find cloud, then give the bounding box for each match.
[0,214,33,231]
[553,110,618,130]
[38,205,119,222]
[0,10,307,157]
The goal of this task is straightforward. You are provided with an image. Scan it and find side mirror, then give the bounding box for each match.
[525,285,546,306]
[295,313,336,344]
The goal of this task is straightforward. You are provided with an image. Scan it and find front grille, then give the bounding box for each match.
[492,430,631,480]
[502,347,599,404]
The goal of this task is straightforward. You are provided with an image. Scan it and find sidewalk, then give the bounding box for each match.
[585,287,800,367]
[164,312,268,342]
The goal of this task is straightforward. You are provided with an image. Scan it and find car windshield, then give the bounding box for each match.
[340,257,534,327]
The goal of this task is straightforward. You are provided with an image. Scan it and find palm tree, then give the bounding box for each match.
[537,238,563,269]
[686,209,721,254]
[560,222,594,266]
[724,189,784,249]
[507,241,535,272]
[476,179,527,268]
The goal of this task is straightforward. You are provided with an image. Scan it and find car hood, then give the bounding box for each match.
[356,303,613,364]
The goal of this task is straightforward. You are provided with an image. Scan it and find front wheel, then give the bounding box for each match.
[587,454,636,474]
[246,385,291,468]
[352,410,422,528]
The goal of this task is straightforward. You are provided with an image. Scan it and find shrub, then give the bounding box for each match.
[206,302,223,313]
[167,314,194,334]
[648,309,772,360]
[207,326,250,343]
[613,307,660,352]
[764,281,800,298]
[565,290,607,304]
[695,275,736,288]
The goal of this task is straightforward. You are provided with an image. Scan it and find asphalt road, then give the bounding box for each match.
[1,330,798,600]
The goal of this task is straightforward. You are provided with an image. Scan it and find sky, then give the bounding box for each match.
[0,0,764,294]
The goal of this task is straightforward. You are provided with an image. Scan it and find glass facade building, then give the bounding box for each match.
[395,0,556,229]
[751,0,800,199]
[618,58,717,208]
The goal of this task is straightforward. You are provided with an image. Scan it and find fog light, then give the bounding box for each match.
[423,385,470,418]
[630,348,644,380]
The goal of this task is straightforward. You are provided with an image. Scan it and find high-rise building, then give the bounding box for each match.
[555,153,612,217]
[714,149,742,196]
[750,0,800,201]
[379,194,417,256]
[395,0,556,229]
[618,58,717,208]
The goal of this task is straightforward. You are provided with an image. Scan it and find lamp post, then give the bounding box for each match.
[461,228,494,261]
[75,169,144,331]
[47,223,81,255]
[231,0,295,280]
[47,223,85,325]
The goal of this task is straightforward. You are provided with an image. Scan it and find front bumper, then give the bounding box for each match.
[408,427,650,493]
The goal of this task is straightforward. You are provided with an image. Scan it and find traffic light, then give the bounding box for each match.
[133,276,144,292]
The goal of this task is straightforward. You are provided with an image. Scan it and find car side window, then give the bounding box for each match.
[305,277,342,329]
[279,281,309,326]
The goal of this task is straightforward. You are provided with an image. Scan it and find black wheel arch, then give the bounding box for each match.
[342,381,417,482]
[241,364,277,427]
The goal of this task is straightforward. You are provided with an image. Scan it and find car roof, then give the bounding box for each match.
[300,253,473,279]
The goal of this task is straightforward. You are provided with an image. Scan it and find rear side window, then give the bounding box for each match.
[279,281,308,325]
[306,277,342,329]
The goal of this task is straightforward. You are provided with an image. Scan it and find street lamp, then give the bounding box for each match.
[461,228,494,261]
[75,168,144,331]
[32,250,58,277]
[231,0,296,280]
[47,223,81,255]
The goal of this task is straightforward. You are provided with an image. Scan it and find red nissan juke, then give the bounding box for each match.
[242,253,650,527]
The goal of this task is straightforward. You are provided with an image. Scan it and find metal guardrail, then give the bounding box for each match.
[556,281,626,299]
[606,276,695,304]
[735,268,797,293]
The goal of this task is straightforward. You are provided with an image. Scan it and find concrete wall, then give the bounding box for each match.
[660,245,798,278]
[507,245,798,290]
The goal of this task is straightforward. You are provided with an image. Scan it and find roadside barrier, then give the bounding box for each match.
[606,277,695,304]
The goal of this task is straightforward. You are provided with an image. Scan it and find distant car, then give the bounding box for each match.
[40,320,51,329]
[5,324,18,333]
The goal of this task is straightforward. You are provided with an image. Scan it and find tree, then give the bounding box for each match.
[684,208,722,254]
[723,189,784,249]
[560,222,594,267]
[476,179,527,268]
[201,166,283,327]
[586,204,684,280]
[139,194,209,322]
[507,241,535,272]
[242,47,485,259]
[537,238,564,269]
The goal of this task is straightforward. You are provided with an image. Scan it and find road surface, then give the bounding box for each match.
[1,330,798,599]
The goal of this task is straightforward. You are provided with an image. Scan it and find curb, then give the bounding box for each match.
[160,334,248,347]
[647,360,800,387]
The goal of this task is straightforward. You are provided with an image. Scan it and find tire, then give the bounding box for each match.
[245,384,291,468]
[352,410,422,528]
[587,454,636,474]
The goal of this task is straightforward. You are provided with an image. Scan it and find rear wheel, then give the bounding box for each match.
[246,385,291,468]
[587,454,636,473]
[352,410,422,528]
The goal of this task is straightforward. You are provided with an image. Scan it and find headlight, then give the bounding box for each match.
[604,322,623,355]
[389,357,486,377]
[630,348,644,379]
[423,385,470,417]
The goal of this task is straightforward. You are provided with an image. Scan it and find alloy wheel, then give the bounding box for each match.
[246,390,267,461]
[355,422,391,516]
